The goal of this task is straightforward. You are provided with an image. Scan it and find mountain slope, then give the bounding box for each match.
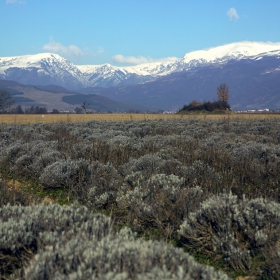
[180,41,280,64]
[1,41,280,89]
[87,54,280,110]
[123,41,280,76]
[0,53,86,89]
[0,80,145,112]
[62,93,146,112]
[76,64,155,87]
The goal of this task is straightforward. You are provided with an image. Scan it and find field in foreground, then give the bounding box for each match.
[1,112,280,124]
[1,117,280,279]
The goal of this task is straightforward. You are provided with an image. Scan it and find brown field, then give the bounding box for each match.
[1,112,280,124]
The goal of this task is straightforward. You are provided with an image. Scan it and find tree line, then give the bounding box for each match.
[1,104,51,114]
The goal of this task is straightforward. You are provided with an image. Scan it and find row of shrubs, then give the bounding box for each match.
[1,118,280,277]
[1,186,279,278]
[0,203,229,279]
[1,119,280,199]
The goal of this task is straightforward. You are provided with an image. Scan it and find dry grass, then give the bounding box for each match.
[1,113,280,124]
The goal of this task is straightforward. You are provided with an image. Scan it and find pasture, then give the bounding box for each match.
[1,112,280,124]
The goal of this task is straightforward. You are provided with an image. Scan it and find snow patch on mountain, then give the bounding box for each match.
[1,41,280,89]
[181,41,280,64]
[120,42,279,77]
[0,53,87,89]
[0,53,84,79]
[1,53,65,72]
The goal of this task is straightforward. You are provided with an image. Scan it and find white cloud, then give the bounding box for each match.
[227,8,239,21]
[42,38,85,59]
[112,54,178,65]
[112,55,152,64]
[98,47,105,54]
[6,0,25,4]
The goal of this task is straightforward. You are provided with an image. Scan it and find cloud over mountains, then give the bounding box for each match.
[42,38,85,60]
[227,8,239,21]
[112,54,178,65]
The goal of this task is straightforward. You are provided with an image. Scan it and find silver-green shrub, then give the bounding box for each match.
[22,223,229,280]
[0,203,229,280]
[120,155,164,176]
[116,172,207,235]
[0,203,111,277]
[39,159,92,190]
[179,193,280,272]
[87,161,121,209]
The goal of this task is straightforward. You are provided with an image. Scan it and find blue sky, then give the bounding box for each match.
[1,0,280,66]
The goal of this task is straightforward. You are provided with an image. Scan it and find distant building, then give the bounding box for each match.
[235,108,270,113]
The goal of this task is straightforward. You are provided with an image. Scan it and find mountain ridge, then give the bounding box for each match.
[1,41,280,111]
[1,41,280,89]
[79,55,280,111]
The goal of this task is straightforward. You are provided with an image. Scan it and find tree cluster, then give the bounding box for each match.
[180,83,230,113]
[181,100,230,112]
[5,105,48,114]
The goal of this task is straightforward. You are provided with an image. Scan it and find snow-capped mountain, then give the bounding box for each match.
[0,41,280,89]
[76,41,280,87]
[139,41,280,75]
[76,64,155,87]
[181,41,280,63]
[85,54,280,111]
[0,53,87,89]
[117,41,280,76]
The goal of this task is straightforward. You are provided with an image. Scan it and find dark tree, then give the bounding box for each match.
[25,106,47,114]
[81,100,91,114]
[12,105,24,114]
[75,107,84,114]
[0,90,14,112]
[191,100,200,106]
[217,83,229,102]
[51,109,60,114]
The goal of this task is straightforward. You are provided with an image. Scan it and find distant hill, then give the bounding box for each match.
[32,85,76,94]
[62,94,145,112]
[0,80,146,112]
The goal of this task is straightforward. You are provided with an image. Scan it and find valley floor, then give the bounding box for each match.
[1,112,280,124]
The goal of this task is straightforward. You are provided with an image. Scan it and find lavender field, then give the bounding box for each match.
[1,118,280,279]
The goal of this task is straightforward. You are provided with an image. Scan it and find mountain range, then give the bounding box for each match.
[1,41,280,111]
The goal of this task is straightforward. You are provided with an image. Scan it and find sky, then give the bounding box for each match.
[1,0,280,66]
